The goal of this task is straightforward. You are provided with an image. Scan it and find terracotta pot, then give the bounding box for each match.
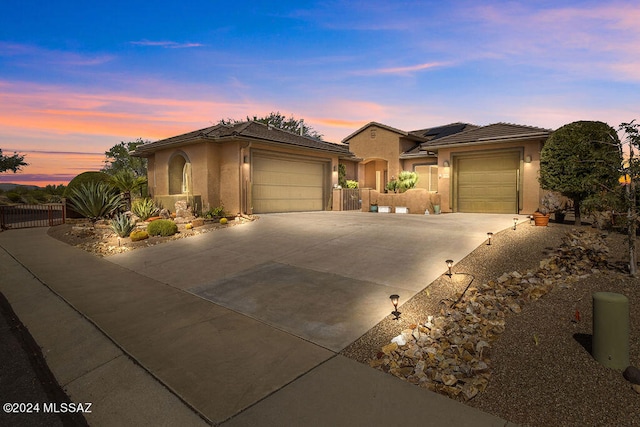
[533,212,550,226]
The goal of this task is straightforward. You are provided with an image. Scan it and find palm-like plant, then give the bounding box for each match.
[109,170,147,210]
[68,182,122,222]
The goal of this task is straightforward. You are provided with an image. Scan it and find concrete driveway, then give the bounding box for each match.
[110,211,524,352]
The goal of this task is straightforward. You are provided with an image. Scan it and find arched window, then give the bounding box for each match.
[168,153,188,195]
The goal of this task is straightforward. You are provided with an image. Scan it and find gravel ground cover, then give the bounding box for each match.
[341,222,639,427]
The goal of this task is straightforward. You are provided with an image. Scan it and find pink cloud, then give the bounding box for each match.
[129,40,205,49]
[355,62,449,76]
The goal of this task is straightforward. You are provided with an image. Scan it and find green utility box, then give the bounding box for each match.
[592,292,630,369]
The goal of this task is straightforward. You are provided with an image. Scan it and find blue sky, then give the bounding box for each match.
[1,0,638,184]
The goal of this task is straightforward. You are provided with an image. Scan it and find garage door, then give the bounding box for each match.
[455,152,519,213]
[252,154,327,213]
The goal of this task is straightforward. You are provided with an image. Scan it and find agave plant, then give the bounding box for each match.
[131,198,159,221]
[68,181,122,222]
[110,212,136,237]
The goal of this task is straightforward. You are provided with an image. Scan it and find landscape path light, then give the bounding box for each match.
[389,294,401,320]
[487,232,493,245]
[513,217,518,230]
[529,215,534,225]
[445,259,454,277]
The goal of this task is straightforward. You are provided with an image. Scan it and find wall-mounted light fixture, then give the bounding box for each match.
[333,165,338,172]
[445,259,454,277]
[443,160,450,168]
[487,232,493,245]
[524,155,532,163]
[243,155,249,164]
[513,217,518,230]
[389,294,401,320]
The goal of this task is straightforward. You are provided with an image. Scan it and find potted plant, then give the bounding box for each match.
[532,206,550,226]
[432,193,441,214]
[533,193,561,226]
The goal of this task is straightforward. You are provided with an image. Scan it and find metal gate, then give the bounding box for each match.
[0,204,66,229]
[341,188,361,211]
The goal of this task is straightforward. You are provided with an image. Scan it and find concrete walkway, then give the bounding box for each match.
[0,212,520,426]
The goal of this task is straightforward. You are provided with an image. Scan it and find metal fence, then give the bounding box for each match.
[0,203,66,229]
[341,188,361,211]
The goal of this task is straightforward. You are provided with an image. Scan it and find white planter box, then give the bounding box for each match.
[379,205,392,213]
[395,207,409,214]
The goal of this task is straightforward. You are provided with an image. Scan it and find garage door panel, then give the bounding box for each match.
[456,153,519,214]
[252,155,326,213]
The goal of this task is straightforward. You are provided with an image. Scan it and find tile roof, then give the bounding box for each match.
[424,122,552,147]
[133,121,352,157]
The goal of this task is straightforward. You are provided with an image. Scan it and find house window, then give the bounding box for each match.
[414,165,438,192]
[429,165,438,192]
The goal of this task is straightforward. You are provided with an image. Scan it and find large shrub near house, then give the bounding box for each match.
[539,121,622,225]
[146,219,178,237]
[64,171,111,198]
[67,182,122,222]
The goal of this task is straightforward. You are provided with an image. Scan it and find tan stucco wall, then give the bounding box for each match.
[361,188,440,214]
[436,139,544,214]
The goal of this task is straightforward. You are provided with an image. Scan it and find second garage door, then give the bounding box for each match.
[252,154,327,213]
[454,152,520,213]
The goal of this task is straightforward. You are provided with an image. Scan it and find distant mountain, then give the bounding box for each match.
[0,183,41,191]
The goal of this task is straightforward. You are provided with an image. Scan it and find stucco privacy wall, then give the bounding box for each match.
[361,188,440,214]
[436,140,544,214]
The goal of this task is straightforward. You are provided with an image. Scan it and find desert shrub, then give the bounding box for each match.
[131,198,159,220]
[147,219,178,236]
[68,182,122,222]
[130,229,149,241]
[346,180,359,189]
[110,212,136,237]
[6,192,22,203]
[204,205,225,219]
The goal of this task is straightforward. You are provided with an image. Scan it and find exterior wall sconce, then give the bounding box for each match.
[243,155,249,164]
[389,294,401,320]
[443,160,450,168]
[513,217,518,230]
[445,259,454,277]
[487,232,493,245]
[333,165,338,172]
[524,155,532,163]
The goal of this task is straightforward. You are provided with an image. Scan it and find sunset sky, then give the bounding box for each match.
[1,1,638,185]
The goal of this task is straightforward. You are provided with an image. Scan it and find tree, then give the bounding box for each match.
[539,121,622,226]
[108,170,147,210]
[102,139,148,177]
[219,112,323,140]
[618,120,640,276]
[0,149,28,173]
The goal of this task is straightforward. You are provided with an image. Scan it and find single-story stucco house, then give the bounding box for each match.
[132,121,353,215]
[342,121,551,214]
[133,119,551,216]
